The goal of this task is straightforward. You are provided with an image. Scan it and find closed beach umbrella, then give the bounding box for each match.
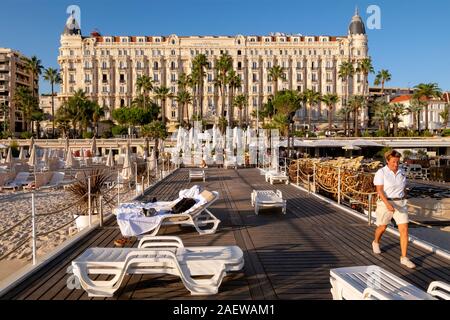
[64,136,70,153]
[65,148,74,168]
[5,147,13,168]
[105,147,114,167]
[18,147,26,160]
[148,149,156,171]
[28,144,37,167]
[80,147,85,160]
[121,145,132,180]
[0,149,3,163]
[28,137,34,156]
[42,149,49,165]
[90,137,97,157]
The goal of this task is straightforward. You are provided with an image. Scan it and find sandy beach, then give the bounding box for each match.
[0,188,135,282]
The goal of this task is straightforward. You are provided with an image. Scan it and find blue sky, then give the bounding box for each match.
[1,0,449,93]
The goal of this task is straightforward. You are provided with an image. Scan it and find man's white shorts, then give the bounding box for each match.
[375,200,409,226]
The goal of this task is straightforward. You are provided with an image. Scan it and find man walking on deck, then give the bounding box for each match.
[372,150,416,269]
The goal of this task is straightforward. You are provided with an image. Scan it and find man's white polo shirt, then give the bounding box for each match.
[373,166,406,198]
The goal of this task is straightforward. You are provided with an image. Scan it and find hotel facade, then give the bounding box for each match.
[58,10,369,131]
[0,48,39,133]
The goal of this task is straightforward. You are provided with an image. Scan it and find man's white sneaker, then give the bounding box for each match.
[400,257,416,269]
[372,241,381,254]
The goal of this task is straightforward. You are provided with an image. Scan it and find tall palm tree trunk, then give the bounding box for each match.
[51,83,55,137]
[425,104,429,131]
[161,98,166,124]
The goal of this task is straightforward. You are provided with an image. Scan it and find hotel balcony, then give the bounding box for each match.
[0,65,9,71]
[0,84,9,91]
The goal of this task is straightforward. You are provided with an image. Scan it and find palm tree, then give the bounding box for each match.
[25,56,43,98]
[59,89,88,137]
[192,54,209,119]
[374,69,392,95]
[348,95,365,137]
[356,58,374,129]
[43,68,62,137]
[136,75,154,107]
[413,83,442,131]
[272,90,302,152]
[227,70,242,123]
[373,100,391,133]
[233,94,248,128]
[321,94,340,131]
[215,53,233,121]
[92,103,105,137]
[141,120,168,158]
[268,65,285,96]
[338,61,355,134]
[337,104,353,136]
[304,89,321,132]
[31,109,45,138]
[175,90,192,128]
[14,86,38,133]
[390,103,406,136]
[153,86,173,124]
[439,103,449,130]
[407,98,425,133]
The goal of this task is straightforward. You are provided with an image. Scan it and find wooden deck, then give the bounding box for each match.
[1,168,449,300]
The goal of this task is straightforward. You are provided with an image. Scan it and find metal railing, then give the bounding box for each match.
[0,157,176,267]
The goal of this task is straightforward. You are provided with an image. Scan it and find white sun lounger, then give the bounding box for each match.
[330,266,450,300]
[1,172,30,191]
[116,190,221,237]
[189,170,205,182]
[40,172,65,190]
[70,236,244,297]
[265,170,289,185]
[251,190,287,215]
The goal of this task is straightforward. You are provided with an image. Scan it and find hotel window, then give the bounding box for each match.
[297,73,302,81]
[102,86,108,93]
[313,85,318,91]
[70,87,74,93]
[155,38,160,43]
[121,38,128,43]
[139,38,144,43]
[171,50,176,56]
[120,86,125,93]
[171,39,176,45]
[171,61,176,70]
[106,38,111,43]
[294,38,299,42]
[118,50,122,56]
[69,74,75,82]
[252,74,258,82]
[102,74,108,82]
[120,74,125,83]
[327,85,332,93]
[171,74,176,82]
[171,111,176,118]
[237,62,242,70]
[265,38,270,42]
[153,73,159,81]
[268,86,272,93]
[312,73,317,81]
[237,50,242,56]
[137,62,142,69]
[207,73,213,82]
[282,61,286,68]
[154,62,159,70]
[252,86,257,93]
[327,73,332,81]
[70,50,74,56]
[252,62,257,69]
[267,61,272,68]
[120,99,125,107]
[171,86,176,93]
[85,74,90,82]
[208,86,212,93]
[253,98,258,107]
[85,87,90,93]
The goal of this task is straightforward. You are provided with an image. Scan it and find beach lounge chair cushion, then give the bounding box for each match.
[172,198,197,214]
[199,190,215,203]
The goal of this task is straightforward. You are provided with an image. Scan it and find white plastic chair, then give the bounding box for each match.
[70,236,244,297]
[330,265,450,300]
[189,170,205,182]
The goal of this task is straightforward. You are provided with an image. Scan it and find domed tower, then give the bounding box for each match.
[62,10,81,36]
[348,7,368,57]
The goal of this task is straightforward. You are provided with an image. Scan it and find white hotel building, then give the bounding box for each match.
[58,9,369,131]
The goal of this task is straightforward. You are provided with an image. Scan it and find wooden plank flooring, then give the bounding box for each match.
[1,168,449,300]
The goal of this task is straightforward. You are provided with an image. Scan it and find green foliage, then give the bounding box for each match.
[442,129,450,137]
[101,130,112,139]
[376,147,392,160]
[362,130,372,137]
[82,132,94,139]
[20,131,33,139]
[111,125,128,136]
[141,121,168,140]
[422,130,434,137]
[403,150,413,160]
[375,130,388,137]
